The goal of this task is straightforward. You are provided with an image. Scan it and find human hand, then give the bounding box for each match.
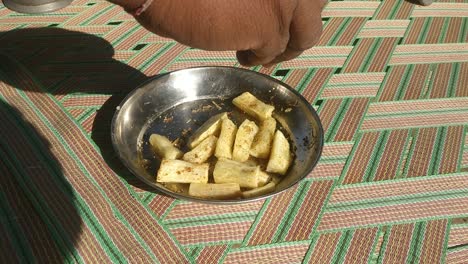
[125,0,326,67]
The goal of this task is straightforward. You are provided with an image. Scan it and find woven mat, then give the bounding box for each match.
[0,0,467,263]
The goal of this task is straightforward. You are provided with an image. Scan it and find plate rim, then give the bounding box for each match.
[110,66,324,204]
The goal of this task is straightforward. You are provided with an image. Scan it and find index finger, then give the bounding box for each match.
[265,0,325,66]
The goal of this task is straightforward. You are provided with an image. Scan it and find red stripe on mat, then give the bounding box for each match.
[170,221,253,245]
[224,243,310,264]
[197,245,228,264]
[419,220,449,264]
[318,196,468,231]
[382,224,415,264]
[306,232,342,263]
[166,201,263,220]
[246,186,298,246]
[446,247,468,264]
[342,132,380,184]
[344,228,379,264]
[284,181,334,241]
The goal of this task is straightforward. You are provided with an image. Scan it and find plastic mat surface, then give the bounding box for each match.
[0,0,467,263]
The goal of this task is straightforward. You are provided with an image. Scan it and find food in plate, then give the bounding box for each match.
[232,119,259,162]
[213,159,259,189]
[266,130,292,175]
[152,92,293,200]
[250,117,276,159]
[187,112,227,148]
[149,134,183,159]
[189,183,241,199]
[256,170,272,187]
[214,118,237,159]
[232,92,274,120]
[242,181,276,198]
[183,135,217,164]
[157,159,209,183]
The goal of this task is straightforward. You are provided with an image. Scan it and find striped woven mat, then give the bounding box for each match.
[1,0,467,263]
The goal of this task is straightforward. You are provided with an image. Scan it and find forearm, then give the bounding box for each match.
[134,0,293,51]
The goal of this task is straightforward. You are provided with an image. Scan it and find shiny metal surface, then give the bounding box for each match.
[3,0,73,14]
[111,67,323,204]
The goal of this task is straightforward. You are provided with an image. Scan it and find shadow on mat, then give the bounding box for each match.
[0,27,159,192]
[0,27,173,260]
[0,99,81,262]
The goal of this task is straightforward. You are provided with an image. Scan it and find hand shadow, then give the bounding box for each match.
[0,27,156,192]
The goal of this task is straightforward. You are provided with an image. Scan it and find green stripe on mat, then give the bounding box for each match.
[377,226,394,264]
[330,230,354,264]
[311,68,337,101]
[139,42,177,72]
[438,18,451,44]
[335,171,467,190]
[441,219,452,264]
[460,18,468,41]
[417,17,433,44]
[76,107,97,123]
[429,126,447,175]
[111,25,139,46]
[325,99,351,141]
[363,131,389,182]
[164,213,259,229]
[296,68,318,95]
[231,240,312,253]
[394,129,412,179]
[368,227,384,264]
[360,38,383,72]
[337,131,366,184]
[80,5,114,26]
[408,222,426,264]
[448,244,468,253]
[458,126,468,171]
[447,62,461,97]
[330,18,353,46]
[218,244,233,264]
[301,233,322,264]
[402,127,423,178]
[366,132,392,182]
[389,0,405,20]
[394,64,415,101]
[365,108,468,119]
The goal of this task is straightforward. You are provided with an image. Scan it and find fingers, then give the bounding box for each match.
[236,42,286,67]
[236,1,297,67]
[263,48,303,68]
[265,0,325,67]
[231,0,324,67]
[289,0,324,50]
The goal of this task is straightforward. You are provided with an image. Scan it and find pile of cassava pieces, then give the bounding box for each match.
[150,92,292,200]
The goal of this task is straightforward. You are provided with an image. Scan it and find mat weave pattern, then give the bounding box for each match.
[0,0,467,263]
